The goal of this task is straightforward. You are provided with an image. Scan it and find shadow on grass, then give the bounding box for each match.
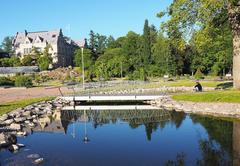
[216,82,233,89]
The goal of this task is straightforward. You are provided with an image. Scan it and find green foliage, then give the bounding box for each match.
[21,54,35,66]
[0,97,55,115]
[194,68,204,79]
[15,75,33,88]
[0,57,21,67]
[0,36,14,53]
[95,48,125,80]
[0,77,14,86]
[172,91,240,103]
[38,55,51,71]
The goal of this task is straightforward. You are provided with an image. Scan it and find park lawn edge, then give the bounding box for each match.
[172,90,240,103]
[0,96,55,115]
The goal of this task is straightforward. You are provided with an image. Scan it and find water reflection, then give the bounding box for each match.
[2,107,240,166]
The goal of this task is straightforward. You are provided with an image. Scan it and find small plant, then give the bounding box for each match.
[15,75,33,88]
[194,68,204,79]
[0,77,14,86]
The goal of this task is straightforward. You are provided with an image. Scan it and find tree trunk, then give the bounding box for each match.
[228,2,240,89]
[233,122,240,166]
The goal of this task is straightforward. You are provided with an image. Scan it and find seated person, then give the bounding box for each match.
[194,81,202,92]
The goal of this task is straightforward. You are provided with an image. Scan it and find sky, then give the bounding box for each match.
[0,0,172,42]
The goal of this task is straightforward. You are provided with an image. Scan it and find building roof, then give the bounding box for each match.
[12,29,62,47]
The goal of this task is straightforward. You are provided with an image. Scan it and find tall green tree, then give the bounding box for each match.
[142,19,152,66]
[1,36,14,54]
[89,30,98,60]
[74,48,94,81]
[158,0,240,88]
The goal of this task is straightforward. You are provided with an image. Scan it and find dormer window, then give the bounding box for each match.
[52,34,56,38]
[24,37,32,44]
[35,36,43,43]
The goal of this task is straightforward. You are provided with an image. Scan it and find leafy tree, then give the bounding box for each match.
[157,0,240,88]
[1,36,14,54]
[74,48,94,81]
[21,54,34,66]
[95,48,125,80]
[152,33,171,76]
[37,45,52,71]
[106,36,119,49]
[0,57,21,67]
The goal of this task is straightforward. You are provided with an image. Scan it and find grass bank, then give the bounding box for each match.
[0,96,55,115]
[172,90,240,103]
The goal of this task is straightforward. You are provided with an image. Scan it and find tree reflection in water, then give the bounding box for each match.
[60,109,187,141]
[59,109,240,165]
[191,115,235,166]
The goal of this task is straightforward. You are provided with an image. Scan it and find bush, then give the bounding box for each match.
[194,68,204,79]
[15,75,33,88]
[38,56,51,71]
[0,77,14,86]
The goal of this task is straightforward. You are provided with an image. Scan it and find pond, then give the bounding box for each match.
[0,104,238,166]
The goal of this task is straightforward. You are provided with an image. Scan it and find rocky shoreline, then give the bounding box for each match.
[0,97,71,161]
[149,96,240,119]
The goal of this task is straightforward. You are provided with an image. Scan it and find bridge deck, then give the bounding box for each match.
[61,95,165,102]
[62,105,159,111]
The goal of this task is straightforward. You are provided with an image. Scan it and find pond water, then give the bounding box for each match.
[0,105,238,166]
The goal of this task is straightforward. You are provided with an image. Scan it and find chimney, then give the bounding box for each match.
[24,30,28,36]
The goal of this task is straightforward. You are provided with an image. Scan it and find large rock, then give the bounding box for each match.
[0,133,6,143]
[22,111,31,117]
[4,119,14,125]
[14,117,26,123]
[9,123,21,131]
[8,144,19,152]
[6,134,17,144]
[0,114,9,121]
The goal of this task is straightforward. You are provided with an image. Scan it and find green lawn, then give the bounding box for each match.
[172,90,240,103]
[0,97,55,115]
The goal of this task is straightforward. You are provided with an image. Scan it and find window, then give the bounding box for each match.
[52,34,56,38]
[24,48,28,54]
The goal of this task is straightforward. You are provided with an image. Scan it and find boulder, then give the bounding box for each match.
[0,114,9,121]
[8,144,19,152]
[33,158,44,164]
[4,119,14,125]
[16,131,27,136]
[22,111,31,117]
[6,134,17,144]
[14,117,26,123]
[9,123,21,131]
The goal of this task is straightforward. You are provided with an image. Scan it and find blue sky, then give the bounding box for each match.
[0,0,172,42]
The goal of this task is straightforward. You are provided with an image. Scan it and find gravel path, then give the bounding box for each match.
[0,87,73,103]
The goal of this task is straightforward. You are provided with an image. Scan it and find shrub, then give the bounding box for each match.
[38,56,51,71]
[194,68,204,79]
[15,75,33,88]
[0,77,14,86]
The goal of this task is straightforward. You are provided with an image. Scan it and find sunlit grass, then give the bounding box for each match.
[0,97,55,115]
[172,90,240,103]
